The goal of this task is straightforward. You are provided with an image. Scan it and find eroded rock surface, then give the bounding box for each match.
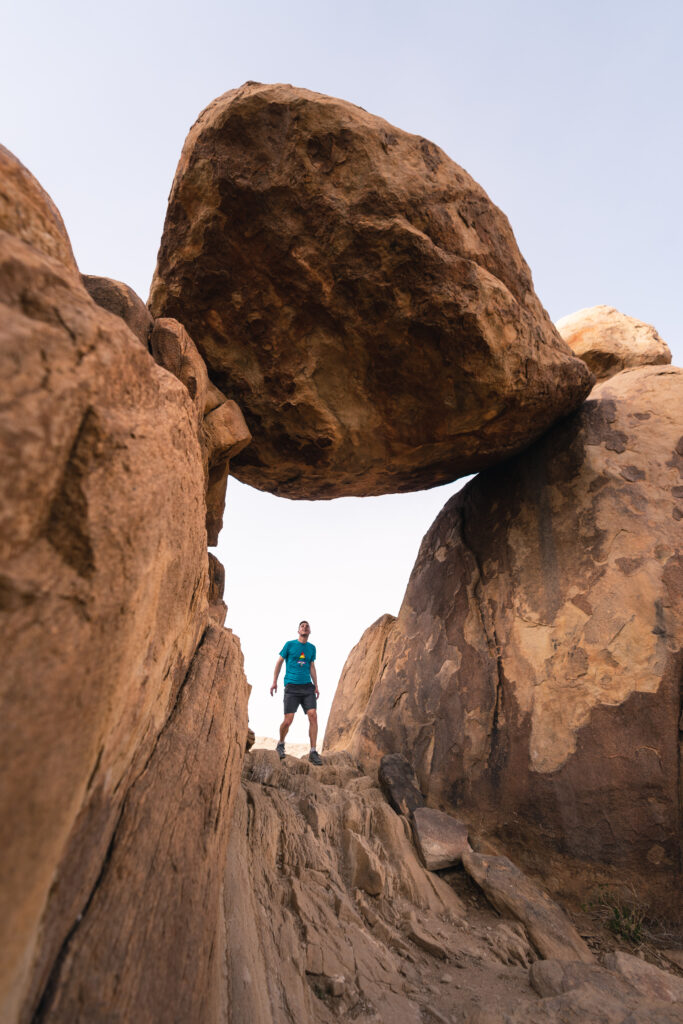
[325,364,683,914]
[0,145,77,272]
[0,152,250,1023]
[221,749,682,1024]
[149,81,592,499]
[556,304,672,382]
[81,273,153,346]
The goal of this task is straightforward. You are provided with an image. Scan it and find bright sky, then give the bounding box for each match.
[3,0,681,742]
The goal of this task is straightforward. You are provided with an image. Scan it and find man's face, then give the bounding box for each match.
[298,621,311,641]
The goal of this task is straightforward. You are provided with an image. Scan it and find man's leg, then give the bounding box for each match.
[306,708,318,749]
[280,712,295,743]
[306,708,322,764]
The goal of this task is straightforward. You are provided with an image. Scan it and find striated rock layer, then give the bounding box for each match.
[0,149,249,1023]
[556,304,672,383]
[325,364,683,915]
[222,749,681,1024]
[149,81,592,499]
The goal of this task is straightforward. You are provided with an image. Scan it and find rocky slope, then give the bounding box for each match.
[149,82,592,498]
[221,748,683,1023]
[325,363,683,917]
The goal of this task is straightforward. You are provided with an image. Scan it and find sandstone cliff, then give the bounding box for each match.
[325,364,683,917]
[0,148,249,1022]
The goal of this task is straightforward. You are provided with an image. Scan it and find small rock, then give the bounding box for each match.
[411,807,469,870]
[603,950,683,1003]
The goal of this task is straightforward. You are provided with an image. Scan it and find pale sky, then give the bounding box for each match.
[3,0,681,742]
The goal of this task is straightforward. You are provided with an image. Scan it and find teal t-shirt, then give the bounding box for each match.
[279,640,316,686]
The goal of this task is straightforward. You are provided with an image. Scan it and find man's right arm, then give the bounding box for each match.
[270,655,284,696]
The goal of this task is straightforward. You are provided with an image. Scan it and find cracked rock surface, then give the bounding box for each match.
[149,81,592,499]
[325,364,683,915]
[221,750,683,1024]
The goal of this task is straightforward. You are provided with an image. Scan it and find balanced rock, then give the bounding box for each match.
[556,305,671,382]
[324,364,683,914]
[149,82,592,498]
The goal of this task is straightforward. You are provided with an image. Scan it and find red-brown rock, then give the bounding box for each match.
[0,145,77,272]
[325,365,683,916]
[556,305,672,382]
[81,273,153,346]
[149,82,592,499]
[0,153,250,1022]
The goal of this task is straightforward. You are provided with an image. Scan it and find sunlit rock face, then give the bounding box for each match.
[0,149,249,1023]
[556,305,671,383]
[325,364,682,912]
[149,81,592,499]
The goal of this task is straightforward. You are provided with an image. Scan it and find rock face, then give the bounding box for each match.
[0,151,249,1022]
[81,273,154,346]
[149,81,592,499]
[0,145,77,272]
[149,317,251,544]
[556,305,671,382]
[325,364,683,914]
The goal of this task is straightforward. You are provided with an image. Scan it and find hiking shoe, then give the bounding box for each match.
[276,741,285,760]
[308,750,323,766]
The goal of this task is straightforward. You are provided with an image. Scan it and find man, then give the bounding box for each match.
[270,620,322,765]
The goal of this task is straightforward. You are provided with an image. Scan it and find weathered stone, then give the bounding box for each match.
[325,365,683,914]
[29,627,248,1023]
[0,145,77,272]
[412,807,470,870]
[378,752,425,817]
[0,157,250,1023]
[208,551,227,624]
[150,316,210,415]
[603,951,683,1003]
[325,614,396,751]
[149,316,251,544]
[462,851,594,963]
[81,274,153,346]
[529,958,632,1000]
[342,829,385,896]
[557,305,671,382]
[149,82,592,499]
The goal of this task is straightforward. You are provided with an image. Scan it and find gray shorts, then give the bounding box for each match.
[284,684,316,715]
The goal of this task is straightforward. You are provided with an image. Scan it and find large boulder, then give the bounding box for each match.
[0,152,249,1022]
[556,305,671,382]
[324,364,682,913]
[149,82,592,499]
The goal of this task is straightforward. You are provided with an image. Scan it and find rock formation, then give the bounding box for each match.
[556,304,672,382]
[149,81,592,499]
[81,273,154,346]
[0,148,249,1022]
[221,748,683,1024]
[325,363,683,917]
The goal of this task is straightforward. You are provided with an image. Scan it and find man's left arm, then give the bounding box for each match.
[310,660,319,698]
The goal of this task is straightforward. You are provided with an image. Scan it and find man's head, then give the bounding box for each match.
[298,620,311,641]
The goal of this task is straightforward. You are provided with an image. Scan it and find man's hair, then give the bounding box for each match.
[299,620,309,627]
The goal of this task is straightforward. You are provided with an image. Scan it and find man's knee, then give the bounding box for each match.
[283,713,295,725]
[307,708,317,722]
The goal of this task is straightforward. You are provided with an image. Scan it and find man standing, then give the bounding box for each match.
[270,620,322,765]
